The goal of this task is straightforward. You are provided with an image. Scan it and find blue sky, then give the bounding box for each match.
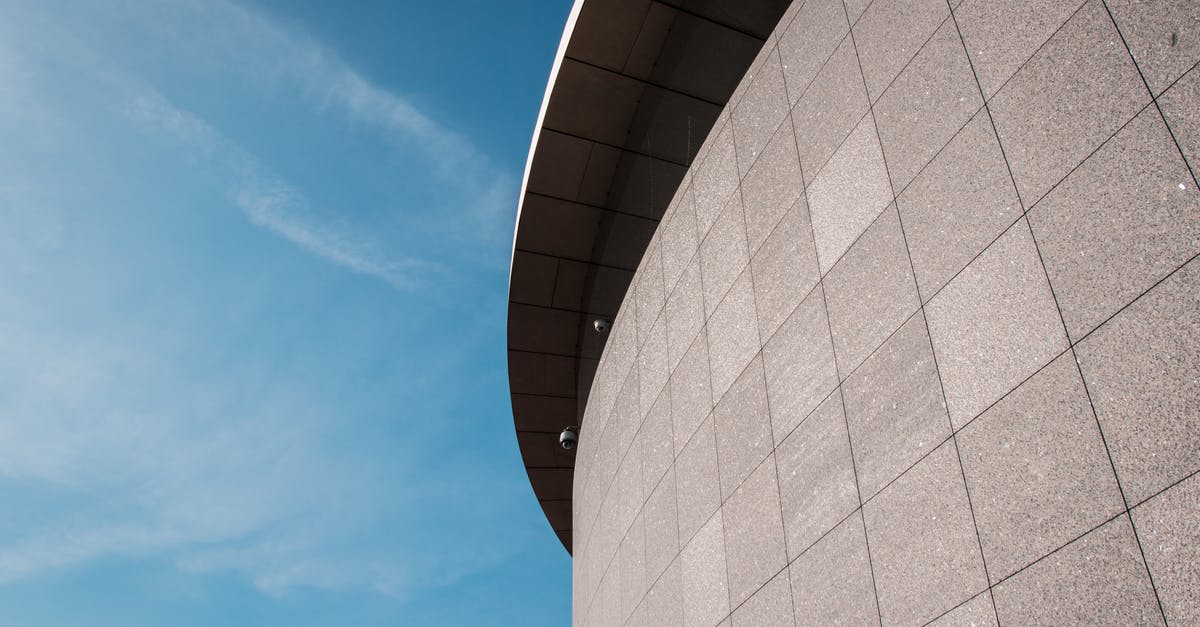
[0,0,573,624]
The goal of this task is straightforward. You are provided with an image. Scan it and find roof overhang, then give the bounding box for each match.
[508,0,793,553]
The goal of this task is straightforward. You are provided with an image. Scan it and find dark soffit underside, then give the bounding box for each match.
[508,0,793,554]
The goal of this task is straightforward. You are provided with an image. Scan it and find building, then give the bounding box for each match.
[508,0,1200,624]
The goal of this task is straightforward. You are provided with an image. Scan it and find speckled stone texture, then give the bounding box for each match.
[570,0,1199,623]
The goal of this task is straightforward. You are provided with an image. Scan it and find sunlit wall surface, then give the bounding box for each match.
[570,0,1200,624]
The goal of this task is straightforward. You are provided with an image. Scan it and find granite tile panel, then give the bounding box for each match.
[750,202,819,343]
[864,442,988,625]
[722,456,787,607]
[638,315,669,422]
[643,467,679,584]
[714,357,774,500]
[925,220,1068,428]
[1029,106,1200,340]
[843,312,951,499]
[897,111,1022,300]
[635,240,665,350]
[731,569,794,627]
[671,333,714,457]
[992,515,1164,625]
[618,514,646,623]
[957,352,1125,581]
[1108,0,1200,95]
[776,392,858,558]
[788,512,880,625]
[777,0,850,106]
[681,511,730,627]
[732,47,791,178]
[929,592,998,627]
[740,117,804,255]
[807,116,893,273]
[852,0,949,102]
[729,30,780,113]
[612,445,644,546]
[873,19,983,192]
[639,385,674,495]
[791,37,869,187]
[761,286,838,443]
[610,366,643,478]
[988,0,1149,205]
[664,254,705,373]
[661,182,699,294]
[1075,257,1200,504]
[699,191,750,318]
[693,118,740,238]
[1159,65,1200,176]
[641,558,683,627]
[824,206,920,374]
[593,565,618,627]
[843,0,871,25]
[706,270,761,403]
[675,415,721,545]
[1132,473,1200,624]
[953,0,1087,99]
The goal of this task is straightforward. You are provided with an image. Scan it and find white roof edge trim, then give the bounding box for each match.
[507,0,587,292]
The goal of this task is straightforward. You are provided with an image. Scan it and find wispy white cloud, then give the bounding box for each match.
[0,0,535,602]
[45,0,517,289]
[123,81,443,290]
[143,0,518,260]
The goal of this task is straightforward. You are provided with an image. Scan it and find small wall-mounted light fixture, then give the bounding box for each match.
[593,318,611,333]
[560,425,579,450]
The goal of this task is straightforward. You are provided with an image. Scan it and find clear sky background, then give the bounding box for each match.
[0,0,574,624]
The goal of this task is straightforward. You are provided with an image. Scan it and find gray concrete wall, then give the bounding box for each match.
[571,0,1200,624]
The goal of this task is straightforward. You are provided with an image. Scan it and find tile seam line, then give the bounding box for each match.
[858,4,999,618]
[1011,61,1170,624]
[782,25,853,109]
[859,9,955,106]
[800,85,987,278]
[1034,6,1180,606]
[828,5,884,624]
[1020,94,1156,221]
[769,62,811,627]
[710,107,739,614]
[920,508,1133,625]
[731,268,1059,521]
[758,267,802,625]
[915,97,1157,311]
[1010,2,1171,600]
[951,0,1088,212]
[780,0,812,36]
[715,555,794,623]
[575,367,648,563]
[945,5,1064,620]
[798,84,986,248]
[1131,465,1200,513]
[575,0,1195,616]
[1062,245,1200,355]
[588,115,1180,624]
[1100,0,1200,192]
[959,0,1091,103]
[793,333,1097,530]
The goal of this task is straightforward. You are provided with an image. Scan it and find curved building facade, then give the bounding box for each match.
[510,0,1200,624]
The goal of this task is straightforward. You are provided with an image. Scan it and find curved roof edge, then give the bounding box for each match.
[507,0,793,553]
